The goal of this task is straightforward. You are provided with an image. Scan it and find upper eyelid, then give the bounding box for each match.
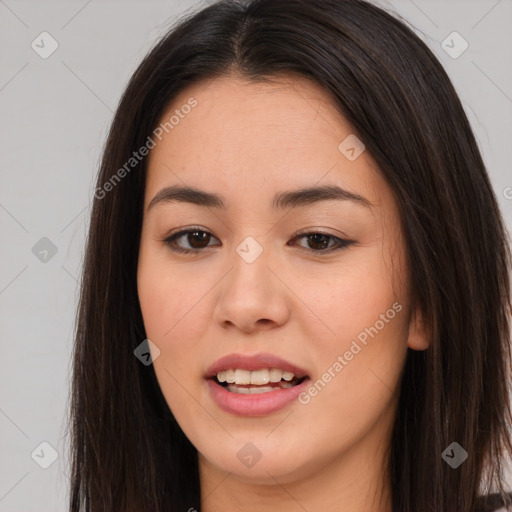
[166,222,349,234]
[165,226,219,240]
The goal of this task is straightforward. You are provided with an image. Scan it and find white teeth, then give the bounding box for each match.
[269,368,283,382]
[250,369,270,385]
[282,371,294,381]
[234,369,251,385]
[227,385,275,394]
[216,367,297,385]
[227,385,251,394]
[227,384,293,394]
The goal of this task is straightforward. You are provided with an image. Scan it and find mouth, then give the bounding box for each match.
[205,353,310,395]
[205,353,310,416]
[210,368,307,394]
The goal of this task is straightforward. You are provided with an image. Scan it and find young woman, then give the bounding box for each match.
[68,0,512,510]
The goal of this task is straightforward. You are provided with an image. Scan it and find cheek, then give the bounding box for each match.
[137,245,208,342]
[138,279,207,382]
[137,261,207,424]
[137,249,215,391]
[298,245,402,345]
[296,295,407,457]
[296,244,408,408]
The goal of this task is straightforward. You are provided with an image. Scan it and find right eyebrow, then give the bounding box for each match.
[148,185,224,211]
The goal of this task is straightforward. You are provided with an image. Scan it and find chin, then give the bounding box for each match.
[200,440,313,485]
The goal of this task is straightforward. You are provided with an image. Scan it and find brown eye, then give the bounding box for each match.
[302,233,333,250]
[185,231,211,249]
[291,231,354,253]
[163,229,220,254]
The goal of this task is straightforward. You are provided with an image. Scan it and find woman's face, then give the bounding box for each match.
[137,74,427,491]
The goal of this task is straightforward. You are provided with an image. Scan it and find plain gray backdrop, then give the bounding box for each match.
[1,0,511,510]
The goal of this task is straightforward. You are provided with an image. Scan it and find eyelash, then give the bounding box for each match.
[162,226,355,255]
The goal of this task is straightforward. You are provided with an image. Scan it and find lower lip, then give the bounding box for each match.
[206,378,310,416]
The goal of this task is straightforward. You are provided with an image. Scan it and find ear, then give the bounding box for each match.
[407,305,429,351]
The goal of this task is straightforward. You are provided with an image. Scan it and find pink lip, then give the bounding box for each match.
[204,352,310,417]
[204,352,309,379]
[206,377,310,416]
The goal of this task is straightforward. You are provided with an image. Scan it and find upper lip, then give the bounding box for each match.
[205,353,309,379]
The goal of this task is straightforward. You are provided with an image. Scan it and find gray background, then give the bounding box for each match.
[0,0,511,510]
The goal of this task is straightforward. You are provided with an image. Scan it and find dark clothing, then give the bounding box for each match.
[475,492,512,512]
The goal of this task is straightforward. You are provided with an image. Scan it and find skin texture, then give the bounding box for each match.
[137,74,429,512]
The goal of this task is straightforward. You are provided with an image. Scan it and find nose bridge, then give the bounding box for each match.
[213,234,290,331]
[228,234,272,298]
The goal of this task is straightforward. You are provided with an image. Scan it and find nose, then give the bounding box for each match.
[212,243,291,334]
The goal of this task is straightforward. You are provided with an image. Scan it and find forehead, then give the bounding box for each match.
[144,74,390,212]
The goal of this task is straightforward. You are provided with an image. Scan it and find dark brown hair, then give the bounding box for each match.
[68,0,512,510]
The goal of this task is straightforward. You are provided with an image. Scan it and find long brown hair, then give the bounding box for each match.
[68,0,512,510]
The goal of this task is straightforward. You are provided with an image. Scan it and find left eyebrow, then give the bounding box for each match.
[272,184,373,210]
[147,184,373,211]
